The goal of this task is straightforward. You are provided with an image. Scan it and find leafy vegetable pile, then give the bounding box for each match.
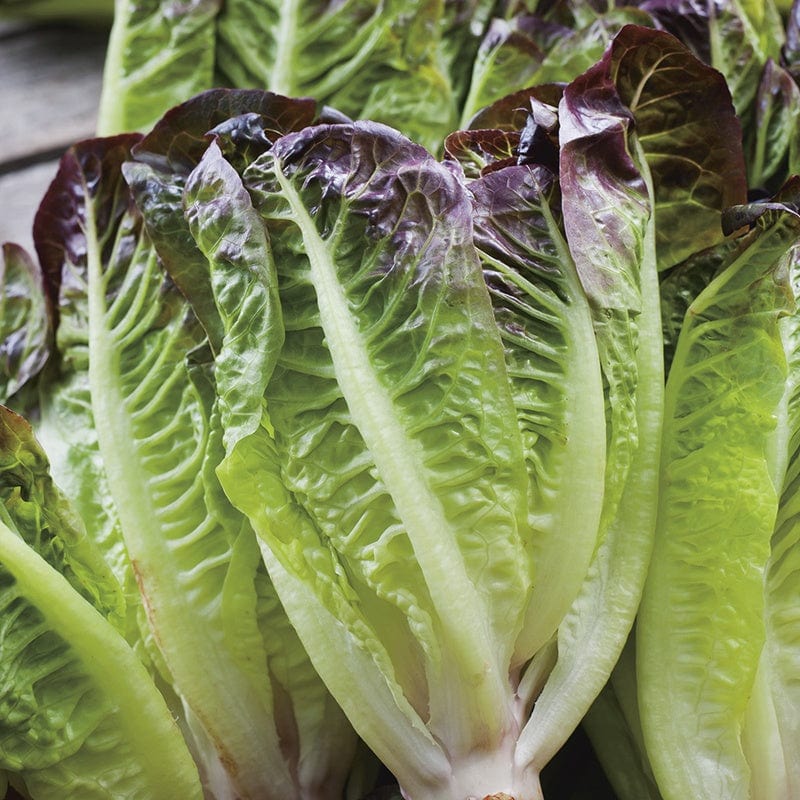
[0,2,799,800]
[91,0,790,159]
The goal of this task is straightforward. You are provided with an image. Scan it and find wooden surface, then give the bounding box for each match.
[0,21,110,255]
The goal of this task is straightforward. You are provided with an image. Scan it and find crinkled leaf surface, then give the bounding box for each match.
[443,128,521,179]
[516,34,664,773]
[212,121,537,798]
[530,7,655,86]
[459,4,654,129]
[0,407,123,627]
[97,0,222,135]
[97,0,504,153]
[32,134,313,800]
[0,406,201,800]
[136,129,361,798]
[558,41,650,544]
[640,0,784,131]
[178,141,284,452]
[125,89,318,352]
[28,137,142,633]
[467,161,606,664]
[437,0,497,108]
[450,38,662,775]
[466,83,565,133]
[32,359,143,649]
[215,0,457,152]
[132,88,319,175]
[0,244,52,404]
[761,188,800,798]
[658,239,741,375]
[459,15,550,128]
[637,199,800,800]
[608,25,747,271]
[750,58,800,193]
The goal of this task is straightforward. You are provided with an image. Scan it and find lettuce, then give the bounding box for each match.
[638,186,800,800]
[94,0,790,166]
[2,17,800,800]
[6,123,364,799]
[0,406,202,799]
[117,24,755,800]
[97,0,479,152]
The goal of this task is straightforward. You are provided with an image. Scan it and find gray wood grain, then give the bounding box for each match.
[0,24,109,166]
[0,23,109,251]
[0,159,59,255]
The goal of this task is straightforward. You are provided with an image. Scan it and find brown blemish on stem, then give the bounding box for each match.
[129,558,163,649]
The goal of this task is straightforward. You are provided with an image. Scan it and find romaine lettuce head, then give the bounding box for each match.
[4,14,799,798]
[131,28,668,789]
[196,118,540,799]
[115,25,753,799]
[10,120,364,799]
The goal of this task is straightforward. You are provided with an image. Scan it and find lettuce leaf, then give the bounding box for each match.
[637,191,800,800]
[171,117,545,797]
[28,130,360,800]
[466,159,606,665]
[0,244,51,405]
[0,406,202,800]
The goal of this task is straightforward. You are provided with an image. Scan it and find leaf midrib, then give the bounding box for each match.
[270,0,301,96]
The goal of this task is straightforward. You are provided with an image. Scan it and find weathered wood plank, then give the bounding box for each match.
[0,159,59,254]
[0,23,109,251]
[0,24,109,166]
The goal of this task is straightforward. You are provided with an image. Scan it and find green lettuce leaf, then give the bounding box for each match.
[97,0,221,135]
[30,132,359,799]
[124,89,318,352]
[178,146,363,795]
[459,15,551,128]
[466,160,607,664]
[215,0,457,152]
[100,0,463,151]
[29,136,146,642]
[459,4,655,129]
[529,7,655,85]
[610,24,747,271]
[437,0,497,109]
[0,244,52,406]
[658,239,743,375]
[517,27,664,776]
[641,0,785,129]
[750,58,800,193]
[637,193,800,800]
[125,92,370,799]
[755,180,800,799]
[0,406,202,800]
[193,119,543,798]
